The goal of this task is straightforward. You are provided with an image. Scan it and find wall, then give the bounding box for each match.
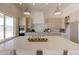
[69,10,79,22]
[62,3,79,22]
[63,3,79,16]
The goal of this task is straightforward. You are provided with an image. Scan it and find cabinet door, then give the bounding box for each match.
[70,22,78,43]
[46,18,64,29]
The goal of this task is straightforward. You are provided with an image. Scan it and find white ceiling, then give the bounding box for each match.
[15,3,72,18]
[16,3,71,11]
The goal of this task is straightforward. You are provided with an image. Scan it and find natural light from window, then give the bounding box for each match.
[0,13,4,41]
[5,16,14,38]
[0,13,15,41]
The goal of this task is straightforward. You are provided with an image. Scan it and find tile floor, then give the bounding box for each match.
[0,39,14,50]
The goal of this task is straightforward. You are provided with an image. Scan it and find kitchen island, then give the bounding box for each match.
[14,36,79,55]
[14,36,79,50]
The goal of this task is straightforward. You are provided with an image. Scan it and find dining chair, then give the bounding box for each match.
[68,50,79,55]
[43,50,63,55]
[16,49,36,55]
[36,50,43,55]
[0,49,14,55]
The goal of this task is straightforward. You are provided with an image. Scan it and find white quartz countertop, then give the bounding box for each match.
[14,36,79,50]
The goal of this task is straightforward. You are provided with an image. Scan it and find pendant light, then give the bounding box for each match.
[24,11,30,15]
[54,3,62,15]
[24,8,30,15]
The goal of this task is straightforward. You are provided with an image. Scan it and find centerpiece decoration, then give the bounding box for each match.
[28,37,48,42]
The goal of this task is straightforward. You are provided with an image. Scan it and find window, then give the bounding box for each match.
[0,13,4,41]
[5,16,14,38]
[0,13,15,42]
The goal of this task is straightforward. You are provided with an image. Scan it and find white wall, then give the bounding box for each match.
[63,3,79,16]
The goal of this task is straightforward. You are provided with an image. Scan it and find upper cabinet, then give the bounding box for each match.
[45,17,65,29]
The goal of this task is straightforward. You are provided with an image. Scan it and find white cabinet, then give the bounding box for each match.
[46,17,65,29]
[70,21,79,43]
